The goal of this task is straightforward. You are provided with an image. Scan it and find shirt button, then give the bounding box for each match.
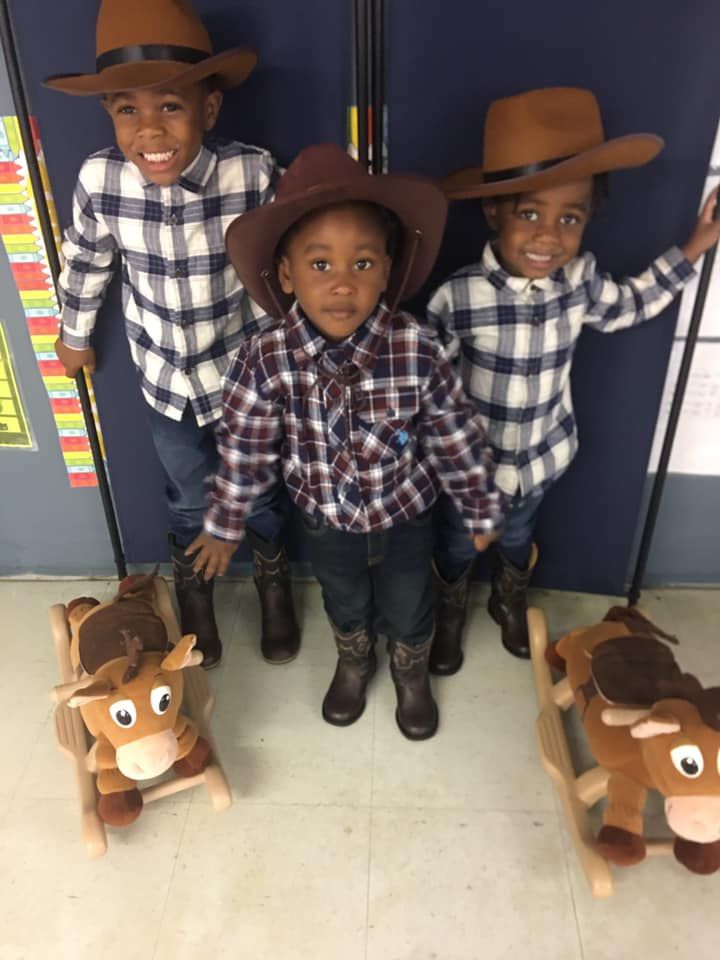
[173,266,185,278]
[183,364,192,375]
[168,213,178,226]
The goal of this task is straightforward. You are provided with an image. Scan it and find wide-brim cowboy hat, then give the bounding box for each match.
[225,144,448,318]
[43,0,256,96]
[443,86,664,199]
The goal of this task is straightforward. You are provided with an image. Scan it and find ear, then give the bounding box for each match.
[204,90,223,131]
[52,678,111,708]
[52,676,107,705]
[601,707,653,727]
[482,199,500,231]
[161,633,199,672]
[278,256,294,295]
[630,712,682,740]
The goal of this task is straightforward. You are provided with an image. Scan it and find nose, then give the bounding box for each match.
[136,110,165,138]
[331,266,356,295]
[533,219,561,244]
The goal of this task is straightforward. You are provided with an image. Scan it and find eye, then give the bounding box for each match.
[560,214,582,226]
[355,258,373,271]
[670,744,704,779]
[117,105,136,116]
[151,685,172,715]
[518,209,539,222]
[110,699,137,728]
[312,259,330,272]
[162,101,182,113]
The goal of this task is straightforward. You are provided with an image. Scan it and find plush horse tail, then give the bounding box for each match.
[602,606,678,645]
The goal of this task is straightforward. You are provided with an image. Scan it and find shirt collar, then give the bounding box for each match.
[287,300,392,372]
[481,241,566,294]
[136,142,218,194]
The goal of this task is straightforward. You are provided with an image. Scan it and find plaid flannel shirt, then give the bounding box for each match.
[204,301,505,542]
[427,242,695,497]
[58,139,280,425]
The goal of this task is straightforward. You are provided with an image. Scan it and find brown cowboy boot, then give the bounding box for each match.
[322,625,377,726]
[246,530,300,664]
[390,637,438,740]
[170,534,222,669]
[429,559,475,676]
[487,544,538,659]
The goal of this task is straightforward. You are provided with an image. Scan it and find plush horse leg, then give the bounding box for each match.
[96,768,143,827]
[674,838,720,875]
[597,772,647,866]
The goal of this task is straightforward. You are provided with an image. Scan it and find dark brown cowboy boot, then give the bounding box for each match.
[246,530,300,664]
[487,544,538,659]
[390,637,438,740]
[322,625,377,726]
[429,559,474,676]
[170,534,222,669]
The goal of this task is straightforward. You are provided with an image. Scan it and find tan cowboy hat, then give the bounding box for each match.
[43,0,256,96]
[225,144,448,318]
[443,87,664,199]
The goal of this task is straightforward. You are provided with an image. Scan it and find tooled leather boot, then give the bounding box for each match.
[429,559,474,676]
[322,625,377,726]
[170,535,222,669]
[246,530,300,664]
[487,544,538,659]
[390,637,438,740]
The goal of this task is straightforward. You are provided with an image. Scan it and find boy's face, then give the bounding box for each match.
[277,203,391,341]
[483,178,593,279]
[103,84,222,186]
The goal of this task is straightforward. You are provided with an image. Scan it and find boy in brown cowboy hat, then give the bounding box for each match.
[186,143,505,740]
[428,86,720,668]
[45,0,301,669]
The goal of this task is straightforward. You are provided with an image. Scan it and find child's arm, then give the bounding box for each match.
[418,343,505,550]
[186,341,284,579]
[55,165,117,377]
[583,188,720,334]
[426,282,461,361]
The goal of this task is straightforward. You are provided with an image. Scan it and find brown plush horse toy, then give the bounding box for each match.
[551,607,720,875]
[53,573,212,827]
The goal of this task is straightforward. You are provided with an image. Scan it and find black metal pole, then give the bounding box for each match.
[628,197,720,605]
[0,0,127,579]
[370,0,385,174]
[354,0,369,169]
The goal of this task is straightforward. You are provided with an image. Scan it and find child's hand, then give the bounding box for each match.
[185,532,238,581]
[681,187,720,264]
[472,530,500,553]
[55,337,96,378]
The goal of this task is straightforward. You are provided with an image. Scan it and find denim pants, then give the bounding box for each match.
[146,402,288,549]
[302,510,435,648]
[434,490,544,582]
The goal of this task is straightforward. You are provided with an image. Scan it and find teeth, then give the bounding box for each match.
[526,252,552,262]
[142,151,175,163]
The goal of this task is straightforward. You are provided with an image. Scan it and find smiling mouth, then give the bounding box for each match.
[139,149,179,165]
[524,251,555,264]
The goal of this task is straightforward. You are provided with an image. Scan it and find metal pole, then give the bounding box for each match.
[354,0,369,169]
[628,196,720,605]
[370,0,385,174]
[0,0,127,579]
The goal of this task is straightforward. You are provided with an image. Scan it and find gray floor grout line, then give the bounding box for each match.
[364,677,379,960]
[149,797,194,960]
[554,806,587,960]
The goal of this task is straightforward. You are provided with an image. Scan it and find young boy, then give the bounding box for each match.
[427,86,720,669]
[187,144,505,740]
[46,0,301,669]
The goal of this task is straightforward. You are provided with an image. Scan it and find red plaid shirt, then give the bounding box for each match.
[204,301,504,541]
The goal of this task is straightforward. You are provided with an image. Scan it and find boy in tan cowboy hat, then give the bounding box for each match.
[427,86,720,667]
[45,0,302,669]
[186,143,505,740]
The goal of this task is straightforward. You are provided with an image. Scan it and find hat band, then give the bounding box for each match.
[483,153,575,184]
[96,44,209,73]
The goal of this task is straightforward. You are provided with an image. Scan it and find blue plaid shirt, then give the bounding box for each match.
[204,301,504,542]
[427,242,695,497]
[58,139,279,425]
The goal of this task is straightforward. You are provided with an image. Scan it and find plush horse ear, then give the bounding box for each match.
[161,634,200,671]
[53,676,111,706]
[601,707,653,727]
[630,711,682,739]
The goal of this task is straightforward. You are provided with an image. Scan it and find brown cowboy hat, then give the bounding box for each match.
[225,144,448,318]
[43,0,256,96]
[443,87,664,199]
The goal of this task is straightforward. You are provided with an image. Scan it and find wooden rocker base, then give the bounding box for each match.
[50,577,232,859]
[528,606,673,897]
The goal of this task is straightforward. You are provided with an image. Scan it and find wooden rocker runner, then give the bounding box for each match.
[529,605,720,897]
[49,572,232,858]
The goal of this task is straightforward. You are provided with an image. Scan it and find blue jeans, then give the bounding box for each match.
[434,491,544,581]
[146,402,288,548]
[302,510,435,647]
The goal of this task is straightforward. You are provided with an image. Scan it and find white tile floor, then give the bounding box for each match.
[0,577,718,959]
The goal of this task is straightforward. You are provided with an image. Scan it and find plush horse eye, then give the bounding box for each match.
[151,685,172,715]
[110,698,137,728]
[670,744,704,779]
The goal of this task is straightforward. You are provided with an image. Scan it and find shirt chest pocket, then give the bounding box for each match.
[353,385,421,464]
